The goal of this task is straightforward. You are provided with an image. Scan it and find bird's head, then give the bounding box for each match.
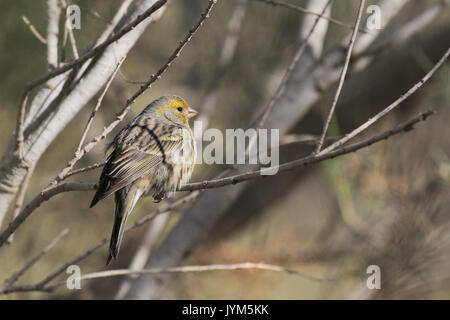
[151,95,198,126]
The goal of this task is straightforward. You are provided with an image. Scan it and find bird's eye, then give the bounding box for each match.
[177,107,183,112]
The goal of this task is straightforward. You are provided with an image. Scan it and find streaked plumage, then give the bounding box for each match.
[90,95,197,264]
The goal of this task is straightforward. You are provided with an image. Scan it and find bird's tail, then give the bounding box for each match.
[107,186,143,265]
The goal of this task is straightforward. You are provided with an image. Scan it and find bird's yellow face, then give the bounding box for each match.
[158,98,198,125]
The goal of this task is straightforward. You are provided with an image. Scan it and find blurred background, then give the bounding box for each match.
[0,0,450,299]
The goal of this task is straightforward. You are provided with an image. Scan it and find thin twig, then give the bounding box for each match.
[0,229,69,292]
[6,163,36,244]
[77,58,124,149]
[15,92,29,159]
[50,57,125,187]
[197,0,247,127]
[318,47,450,155]
[253,0,370,33]
[0,183,95,247]
[61,0,79,59]
[256,0,332,129]
[315,0,365,153]
[64,161,106,179]
[46,262,330,291]
[22,16,47,44]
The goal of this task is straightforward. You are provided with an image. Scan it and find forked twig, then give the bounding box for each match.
[318,47,450,155]
[315,0,365,153]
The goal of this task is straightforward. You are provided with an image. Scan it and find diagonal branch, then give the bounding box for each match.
[253,0,369,33]
[256,0,332,129]
[315,0,365,153]
[49,57,125,187]
[318,46,450,155]
[0,228,68,292]
[22,15,47,44]
[180,109,435,191]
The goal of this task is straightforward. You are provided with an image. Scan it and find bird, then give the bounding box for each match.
[90,95,198,265]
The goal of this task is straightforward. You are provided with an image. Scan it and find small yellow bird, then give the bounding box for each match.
[90,95,198,265]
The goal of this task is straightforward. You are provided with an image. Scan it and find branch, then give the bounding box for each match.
[256,0,332,128]
[197,0,247,128]
[49,262,331,290]
[181,109,435,191]
[0,228,68,292]
[0,183,95,247]
[253,0,369,33]
[315,0,365,153]
[50,57,125,187]
[22,15,47,44]
[61,0,79,59]
[46,0,61,68]
[318,47,450,155]
[6,163,36,244]
[63,161,106,179]
[2,261,330,294]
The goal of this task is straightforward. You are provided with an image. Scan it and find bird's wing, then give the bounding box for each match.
[90,122,183,206]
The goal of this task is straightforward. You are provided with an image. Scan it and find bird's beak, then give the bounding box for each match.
[187,107,199,119]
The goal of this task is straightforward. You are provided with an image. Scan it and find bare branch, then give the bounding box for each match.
[0,228,68,292]
[22,15,47,44]
[253,0,369,33]
[61,0,79,59]
[50,57,125,187]
[6,163,36,244]
[15,92,29,159]
[256,0,332,129]
[197,0,247,127]
[181,109,435,191]
[353,0,450,71]
[0,183,94,247]
[315,0,365,153]
[2,260,329,294]
[63,161,106,179]
[46,0,61,68]
[318,47,450,155]
[47,262,331,291]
